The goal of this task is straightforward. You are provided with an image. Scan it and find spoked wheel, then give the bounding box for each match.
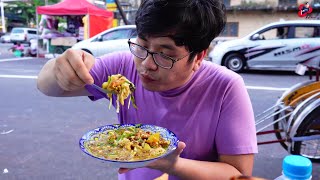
[273,110,291,151]
[224,53,245,73]
[54,46,65,54]
[292,106,320,162]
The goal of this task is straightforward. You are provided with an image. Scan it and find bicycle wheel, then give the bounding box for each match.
[273,109,290,151]
[292,105,320,162]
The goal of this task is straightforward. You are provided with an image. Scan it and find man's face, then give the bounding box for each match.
[133,36,201,92]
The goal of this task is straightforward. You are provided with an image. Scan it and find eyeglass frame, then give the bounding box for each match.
[127,39,193,69]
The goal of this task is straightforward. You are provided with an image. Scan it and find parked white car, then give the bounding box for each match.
[72,25,137,57]
[0,33,11,43]
[10,27,38,44]
[209,20,320,72]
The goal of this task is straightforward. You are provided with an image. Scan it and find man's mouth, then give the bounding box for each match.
[140,74,156,82]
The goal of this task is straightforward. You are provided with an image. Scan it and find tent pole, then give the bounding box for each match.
[88,14,90,38]
[36,13,39,58]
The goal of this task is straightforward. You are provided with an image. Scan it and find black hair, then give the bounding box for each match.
[135,0,226,60]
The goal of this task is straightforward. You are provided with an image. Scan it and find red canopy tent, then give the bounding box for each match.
[36,0,114,38]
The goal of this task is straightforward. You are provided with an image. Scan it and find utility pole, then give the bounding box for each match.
[1,0,6,33]
[114,0,130,25]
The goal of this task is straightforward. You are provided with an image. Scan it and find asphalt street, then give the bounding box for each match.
[0,56,319,180]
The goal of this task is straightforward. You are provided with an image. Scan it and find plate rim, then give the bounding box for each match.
[79,123,179,163]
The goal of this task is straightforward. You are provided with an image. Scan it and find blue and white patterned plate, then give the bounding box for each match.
[79,124,179,168]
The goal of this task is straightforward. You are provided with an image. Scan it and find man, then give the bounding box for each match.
[37,0,258,179]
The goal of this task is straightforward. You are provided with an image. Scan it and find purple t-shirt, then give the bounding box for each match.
[85,51,258,180]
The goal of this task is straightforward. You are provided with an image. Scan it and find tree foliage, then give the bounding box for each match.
[5,0,60,26]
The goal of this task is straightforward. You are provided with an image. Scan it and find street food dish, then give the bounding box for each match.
[79,124,179,168]
[101,74,137,113]
[85,127,170,161]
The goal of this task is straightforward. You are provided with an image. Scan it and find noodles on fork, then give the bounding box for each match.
[101,74,137,113]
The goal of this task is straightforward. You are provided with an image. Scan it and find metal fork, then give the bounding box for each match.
[90,84,111,94]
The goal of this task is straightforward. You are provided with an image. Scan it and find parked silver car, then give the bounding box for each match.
[72,25,137,57]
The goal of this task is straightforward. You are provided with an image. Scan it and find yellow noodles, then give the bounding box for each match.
[101,74,137,113]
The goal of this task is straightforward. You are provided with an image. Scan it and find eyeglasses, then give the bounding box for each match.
[128,39,192,69]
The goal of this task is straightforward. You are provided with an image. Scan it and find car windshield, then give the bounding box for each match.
[12,29,24,33]
[102,29,136,41]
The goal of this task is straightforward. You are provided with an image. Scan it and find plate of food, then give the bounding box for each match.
[79,124,179,168]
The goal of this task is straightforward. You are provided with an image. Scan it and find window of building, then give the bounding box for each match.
[314,0,320,7]
[223,0,230,7]
[279,0,297,6]
[220,22,238,37]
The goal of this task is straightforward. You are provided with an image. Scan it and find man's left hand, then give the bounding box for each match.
[118,141,186,174]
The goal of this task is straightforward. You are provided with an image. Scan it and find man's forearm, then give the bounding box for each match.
[169,158,242,180]
[37,59,65,96]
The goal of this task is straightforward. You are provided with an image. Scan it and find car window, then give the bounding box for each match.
[12,29,24,33]
[294,26,317,38]
[130,29,137,38]
[102,29,132,41]
[27,30,37,34]
[313,27,320,37]
[259,26,289,40]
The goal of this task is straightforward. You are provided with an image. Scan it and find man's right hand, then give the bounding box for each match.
[54,49,95,91]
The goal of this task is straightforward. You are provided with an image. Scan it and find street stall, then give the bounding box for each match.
[36,0,113,55]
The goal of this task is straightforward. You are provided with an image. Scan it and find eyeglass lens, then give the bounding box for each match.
[129,43,173,68]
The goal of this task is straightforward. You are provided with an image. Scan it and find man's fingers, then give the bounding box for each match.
[55,67,83,91]
[66,50,94,85]
[174,141,186,156]
[118,168,134,174]
[59,60,87,87]
[82,51,95,71]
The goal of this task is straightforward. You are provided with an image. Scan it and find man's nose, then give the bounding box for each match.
[142,53,158,70]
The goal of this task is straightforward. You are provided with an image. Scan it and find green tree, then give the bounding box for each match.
[5,0,59,28]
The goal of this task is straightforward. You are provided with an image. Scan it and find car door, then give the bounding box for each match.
[96,28,137,56]
[246,25,293,69]
[292,25,320,68]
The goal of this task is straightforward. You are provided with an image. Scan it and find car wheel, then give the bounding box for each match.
[224,53,245,73]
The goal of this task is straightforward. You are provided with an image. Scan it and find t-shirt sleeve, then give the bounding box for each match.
[84,51,132,101]
[215,77,258,155]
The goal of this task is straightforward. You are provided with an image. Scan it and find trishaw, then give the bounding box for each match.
[256,64,320,162]
[48,37,77,55]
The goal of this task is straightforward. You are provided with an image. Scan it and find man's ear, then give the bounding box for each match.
[193,49,207,71]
